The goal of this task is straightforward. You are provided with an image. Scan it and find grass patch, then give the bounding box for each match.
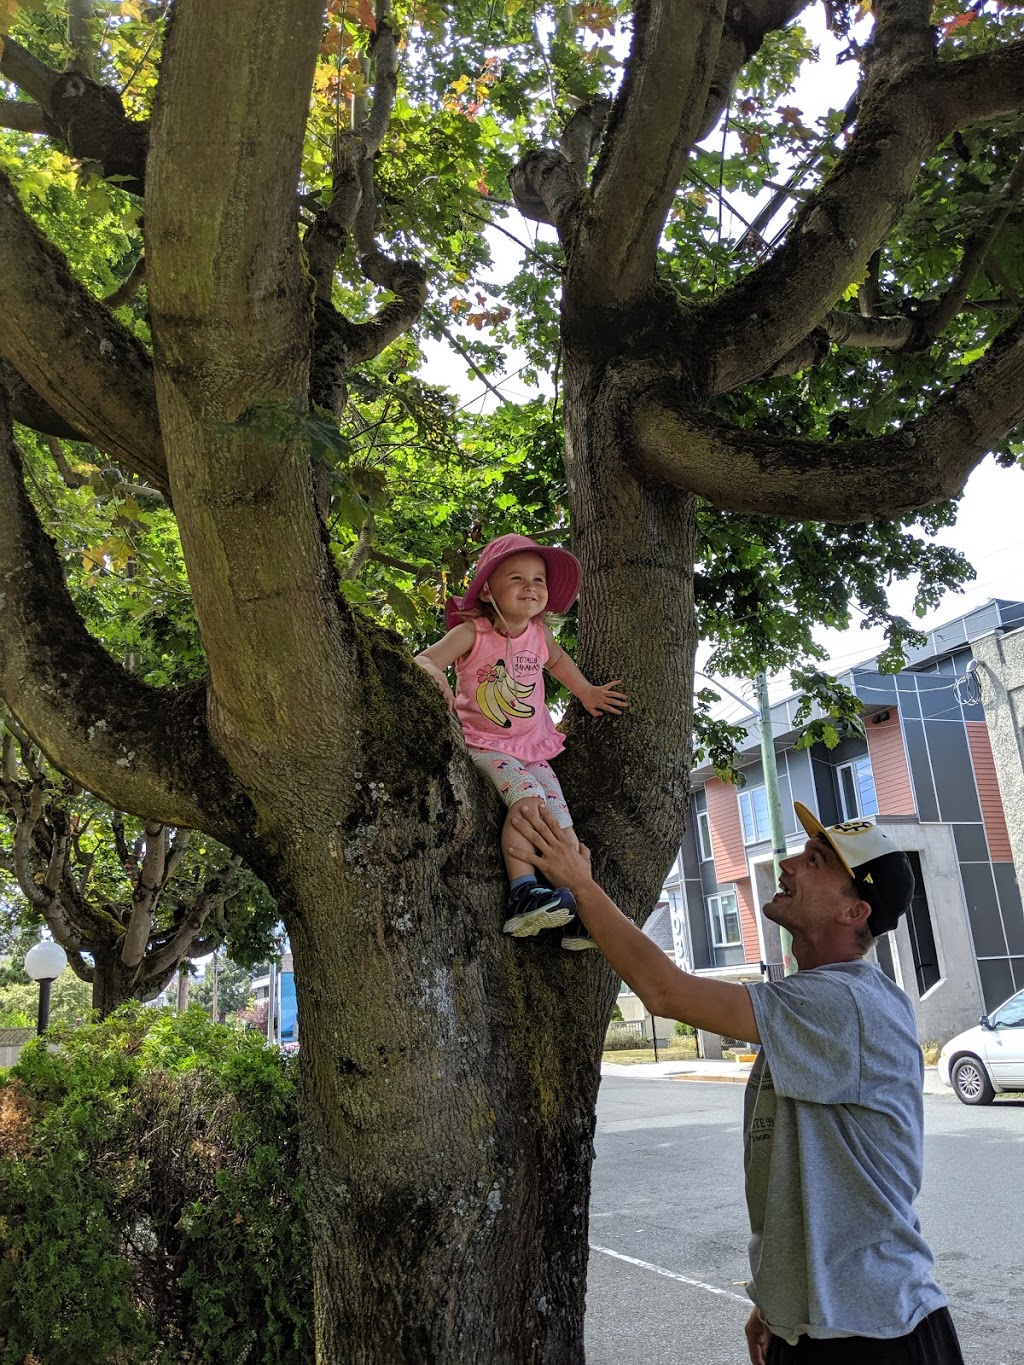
[601,1040,698,1065]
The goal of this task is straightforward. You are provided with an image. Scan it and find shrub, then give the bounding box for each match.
[0,1005,312,1364]
[674,1021,695,1038]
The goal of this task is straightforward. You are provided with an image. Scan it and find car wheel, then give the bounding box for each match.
[951,1054,995,1106]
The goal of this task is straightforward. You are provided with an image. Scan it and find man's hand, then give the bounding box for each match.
[580,679,629,717]
[744,1307,771,1365]
[507,803,593,894]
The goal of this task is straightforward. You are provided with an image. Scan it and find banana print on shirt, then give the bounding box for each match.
[476,659,536,728]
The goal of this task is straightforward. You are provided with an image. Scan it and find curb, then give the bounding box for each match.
[669,1071,751,1085]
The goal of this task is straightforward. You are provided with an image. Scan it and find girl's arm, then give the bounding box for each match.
[414,622,476,712]
[543,627,629,717]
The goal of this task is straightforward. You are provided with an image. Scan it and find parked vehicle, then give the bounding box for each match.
[937,988,1024,1105]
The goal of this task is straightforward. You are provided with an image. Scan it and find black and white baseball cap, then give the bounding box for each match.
[794,802,915,936]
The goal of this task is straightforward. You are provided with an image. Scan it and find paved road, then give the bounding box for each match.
[584,1076,1024,1365]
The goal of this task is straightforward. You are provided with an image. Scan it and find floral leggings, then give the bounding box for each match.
[469,749,573,828]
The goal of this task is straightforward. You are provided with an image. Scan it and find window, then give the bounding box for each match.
[836,756,879,821]
[696,809,713,861]
[903,852,939,996]
[738,785,770,843]
[708,891,742,947]
[993,990,1024,1029]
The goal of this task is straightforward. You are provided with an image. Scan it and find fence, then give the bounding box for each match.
[604,1017,674,1056]
[0,1027,35,1068]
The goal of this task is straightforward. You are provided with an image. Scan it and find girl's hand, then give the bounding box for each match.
[414,657,457,712]
[581,680,629,717]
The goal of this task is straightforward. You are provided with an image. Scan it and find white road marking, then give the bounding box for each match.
[589,1243,751,1305]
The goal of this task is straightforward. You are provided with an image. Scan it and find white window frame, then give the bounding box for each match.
[707,889,742,948]
[836,756,879,821]
[696,809,713,862]
[738,784,770,844]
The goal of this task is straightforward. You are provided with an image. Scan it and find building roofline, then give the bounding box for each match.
[691,598,1024,783]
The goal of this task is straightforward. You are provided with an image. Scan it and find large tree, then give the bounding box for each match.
[1,0,1023,1359]
[0,710,277,1014]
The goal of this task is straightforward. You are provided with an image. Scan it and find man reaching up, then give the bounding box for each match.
[509,801,964,1365]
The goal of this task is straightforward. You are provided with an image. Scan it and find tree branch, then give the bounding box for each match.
[705,23,1024,393]
[923,147,1024,341]
[859,248,882,319]
[581,0,726,305]
[304,6,399,301]
[0,170,167,492]
[0,99,48,134]
[345,518,375,581]
[103,254,146,309]
[931,40,1024,133]
[0,37,148,192]
[0,36,56,106]
[697,0,810,140]
[823,310,916,349]
[45,436,166,506]
[146,862,240,978]
[508,148,581,232]
[146,1,365,778]
[560,97,613,185]
[700,0,943,392]
[0,392,251,839]
[310,249,427,415]
[67,0,98,80]
[633,311,1024,520]
[120,821,167,968]
[0,360,91,444]
[347,251,427,364]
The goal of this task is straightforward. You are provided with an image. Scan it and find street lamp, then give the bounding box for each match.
[24,940,68,1035]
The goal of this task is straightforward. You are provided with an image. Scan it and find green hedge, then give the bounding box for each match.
[0,1005,312,1364]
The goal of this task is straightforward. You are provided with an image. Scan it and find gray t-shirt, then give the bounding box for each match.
[744,960,947,1344]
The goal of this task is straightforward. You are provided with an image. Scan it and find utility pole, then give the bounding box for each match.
[210,949,219,1024]
[266,961,278,1046]
[756,671,795,975]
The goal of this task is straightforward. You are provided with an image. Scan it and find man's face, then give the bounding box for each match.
[764,835,858,933]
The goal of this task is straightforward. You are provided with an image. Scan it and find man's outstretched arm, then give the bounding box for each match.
[509,805,759,1043]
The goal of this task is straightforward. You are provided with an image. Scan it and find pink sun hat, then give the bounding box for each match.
[444,533,582,630]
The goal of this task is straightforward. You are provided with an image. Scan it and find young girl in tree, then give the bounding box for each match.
[415,533,628,950]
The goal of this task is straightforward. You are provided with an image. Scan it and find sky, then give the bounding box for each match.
[419,8,1024,710]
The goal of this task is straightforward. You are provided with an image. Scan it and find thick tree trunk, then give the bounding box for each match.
[559,345,700,919]
[268,349,699,1364]
[280,801,618,1362]
[90,946,142,1017]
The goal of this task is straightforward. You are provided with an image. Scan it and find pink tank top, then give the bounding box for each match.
[454,618,564,762]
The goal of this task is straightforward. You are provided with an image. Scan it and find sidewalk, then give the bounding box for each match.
[602,1058,949,1094]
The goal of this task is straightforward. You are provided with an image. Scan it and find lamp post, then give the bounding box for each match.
[24,940,68,1035]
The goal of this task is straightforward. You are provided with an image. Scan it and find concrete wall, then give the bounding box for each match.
[616,992,678,1044]
[877,819,984,1041]
[972,627,1024,883]
[751,820,984,1042]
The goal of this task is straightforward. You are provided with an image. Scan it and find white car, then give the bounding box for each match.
[938,987,1024,1105]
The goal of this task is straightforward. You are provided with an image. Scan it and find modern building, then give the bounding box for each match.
[647,600,1024,1044]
